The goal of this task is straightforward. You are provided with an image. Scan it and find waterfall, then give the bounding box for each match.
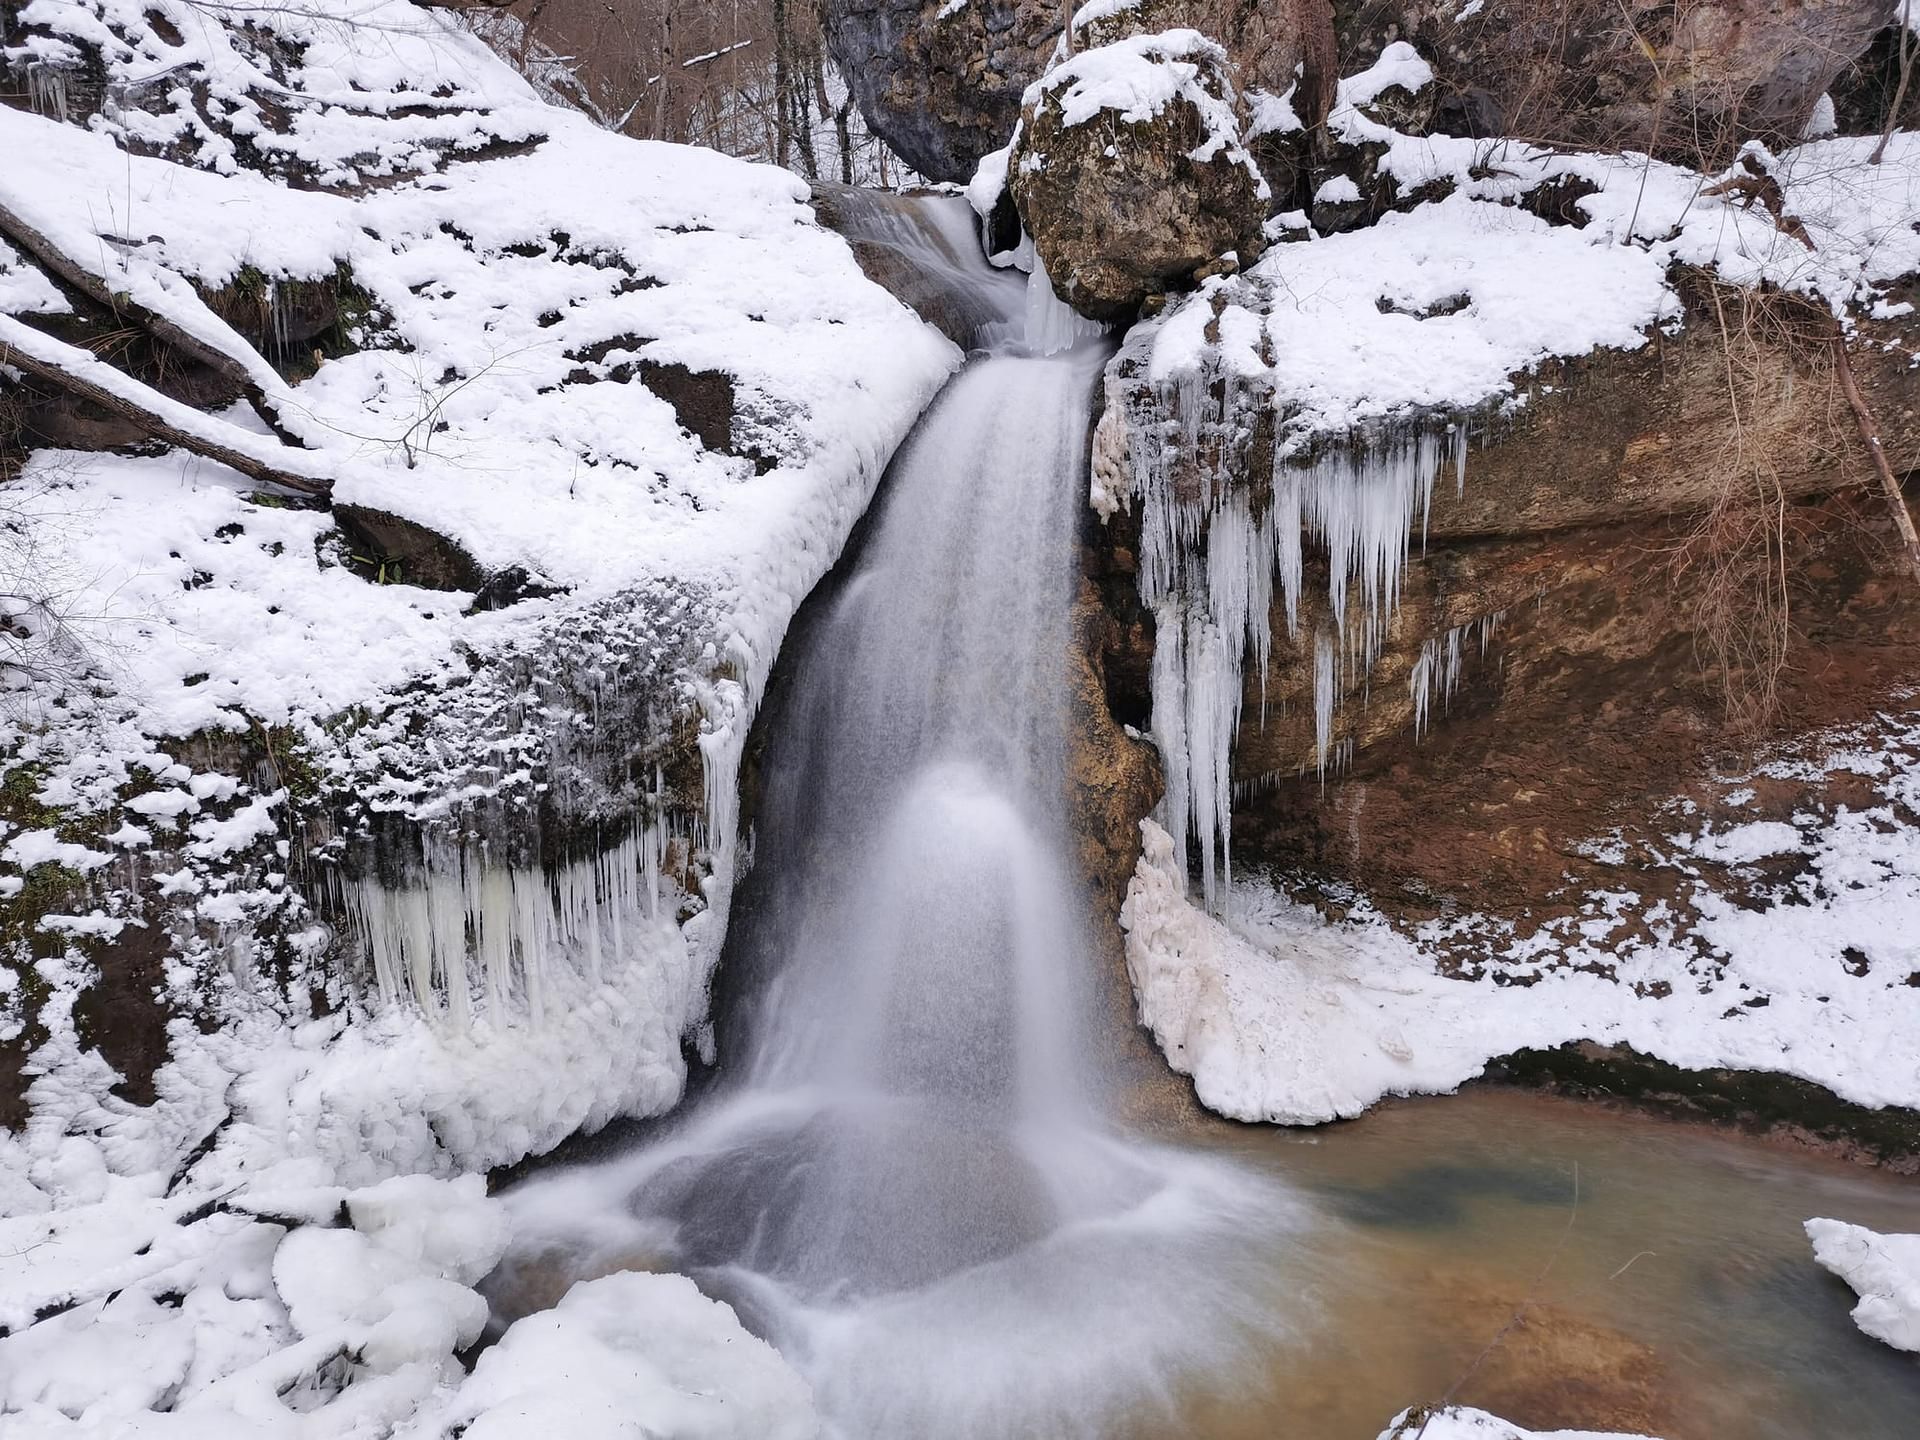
[500,196,1304,1440]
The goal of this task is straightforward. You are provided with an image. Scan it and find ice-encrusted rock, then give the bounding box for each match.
[1377,1406,1665,1439]
[1806,1218,1920,1351]
[1009,29,1269,320]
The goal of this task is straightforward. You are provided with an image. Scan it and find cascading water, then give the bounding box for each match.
[499,198,1308,1438]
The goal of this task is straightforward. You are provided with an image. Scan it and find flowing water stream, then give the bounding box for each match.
[491,197,1920,1438]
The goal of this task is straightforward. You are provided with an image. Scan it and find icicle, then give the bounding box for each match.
[1023,250,1103,357]
[1149,597,1190,886]
[343,825,681,1027]
[1313,630,1337,779]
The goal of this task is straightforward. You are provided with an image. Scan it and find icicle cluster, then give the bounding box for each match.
[1122,367,1465,909]
[1409,611,1502,739]
[1023,252,1105,357]
[337,820,681,1026]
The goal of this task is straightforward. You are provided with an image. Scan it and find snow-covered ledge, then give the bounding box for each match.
[1806,1219,1920,1352]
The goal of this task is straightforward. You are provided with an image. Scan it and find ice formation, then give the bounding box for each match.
[1805,1218,1920,1352]
[1126,379,1466,904]
[335,823,675,1025]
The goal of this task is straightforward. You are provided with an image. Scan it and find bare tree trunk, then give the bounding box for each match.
[652,7,675,142]
[1872,0,1914,165]
[0,315,333,497]
[1832,327,1920,581]
[772,0,792,168]
[0,200,306,445]
[835,93,855,184]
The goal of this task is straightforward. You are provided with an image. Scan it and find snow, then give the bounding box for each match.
[1121,706,1920,1123]
[1024,28,1268,189]
[1,0,958,1208]
[413,1272,820,1440]
[1379,1408,1663,1440]
[0,3,963,1429]
[1805,1218,1920,1352]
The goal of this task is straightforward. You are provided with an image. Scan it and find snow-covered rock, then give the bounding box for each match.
[412,1272,819,1440]
[1806,1218,1920,1352]
[0,0,960,1210]
[1378,1406,1663,1440]
[0,1173,511,1436]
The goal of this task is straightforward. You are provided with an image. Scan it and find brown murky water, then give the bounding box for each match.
[492,1086,1918,1439]
[1137,1090,1920,1440]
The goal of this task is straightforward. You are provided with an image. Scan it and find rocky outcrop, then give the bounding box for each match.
[1332,0,1899,161]
[1092,270,1920,924]
[825,0,1339,185]
[821,0,1061,182]
[1010,30,1269,320]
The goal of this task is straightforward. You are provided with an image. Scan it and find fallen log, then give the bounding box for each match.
[1,313,334,497]
[0,198,309,446]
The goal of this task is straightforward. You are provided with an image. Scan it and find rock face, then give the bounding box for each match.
[1010,30,1269,320]
[1092,273,1920,925]
[1332,0,1899,161]
[821,0,1061,182]
[830,0,1891,189]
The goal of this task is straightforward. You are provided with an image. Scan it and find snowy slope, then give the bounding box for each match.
[0,2,950,1434]
[0,0,953,1214]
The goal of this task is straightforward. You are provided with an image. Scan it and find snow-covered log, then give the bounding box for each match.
[0,314,334,496]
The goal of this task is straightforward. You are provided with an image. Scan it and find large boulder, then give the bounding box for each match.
[1332,0,1900,161]
[821,0,1061,183]
[821,0,1338,185]
[1009,29,1270,321]
[1071,0,1338,127]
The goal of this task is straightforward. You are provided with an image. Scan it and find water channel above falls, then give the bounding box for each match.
[486,196,1920,1439]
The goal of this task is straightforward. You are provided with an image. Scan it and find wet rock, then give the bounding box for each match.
[1331,0,1898,162]
[822,0,1339,186]
[1010,31,1269,321]
[821,0,1062,183]
[466,565,569,614]
[70,922,172,1106]
[332,505,485,592]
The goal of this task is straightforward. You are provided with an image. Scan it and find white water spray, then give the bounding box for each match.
[498,197,1308,1439]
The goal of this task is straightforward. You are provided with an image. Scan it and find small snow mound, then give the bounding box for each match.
[428,1271,819,1440]
[1689,820,1804,865]
[1381,1405,1665,1438]
[1805,1218,1920,1352]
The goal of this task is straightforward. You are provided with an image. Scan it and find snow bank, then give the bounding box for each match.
[1121,706,1920,1123]
[1378,1407,1663,1440]
[1805,1218,1920,1352]
[0,1173,508,1436]
[1,0,959,1207]
[414,1272,819,1440]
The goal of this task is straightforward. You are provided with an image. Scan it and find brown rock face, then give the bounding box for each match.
[1010,31,1268,320]
[1093,273,1920,926]
[822,0,1062,183]
[1333,0,1899,161]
